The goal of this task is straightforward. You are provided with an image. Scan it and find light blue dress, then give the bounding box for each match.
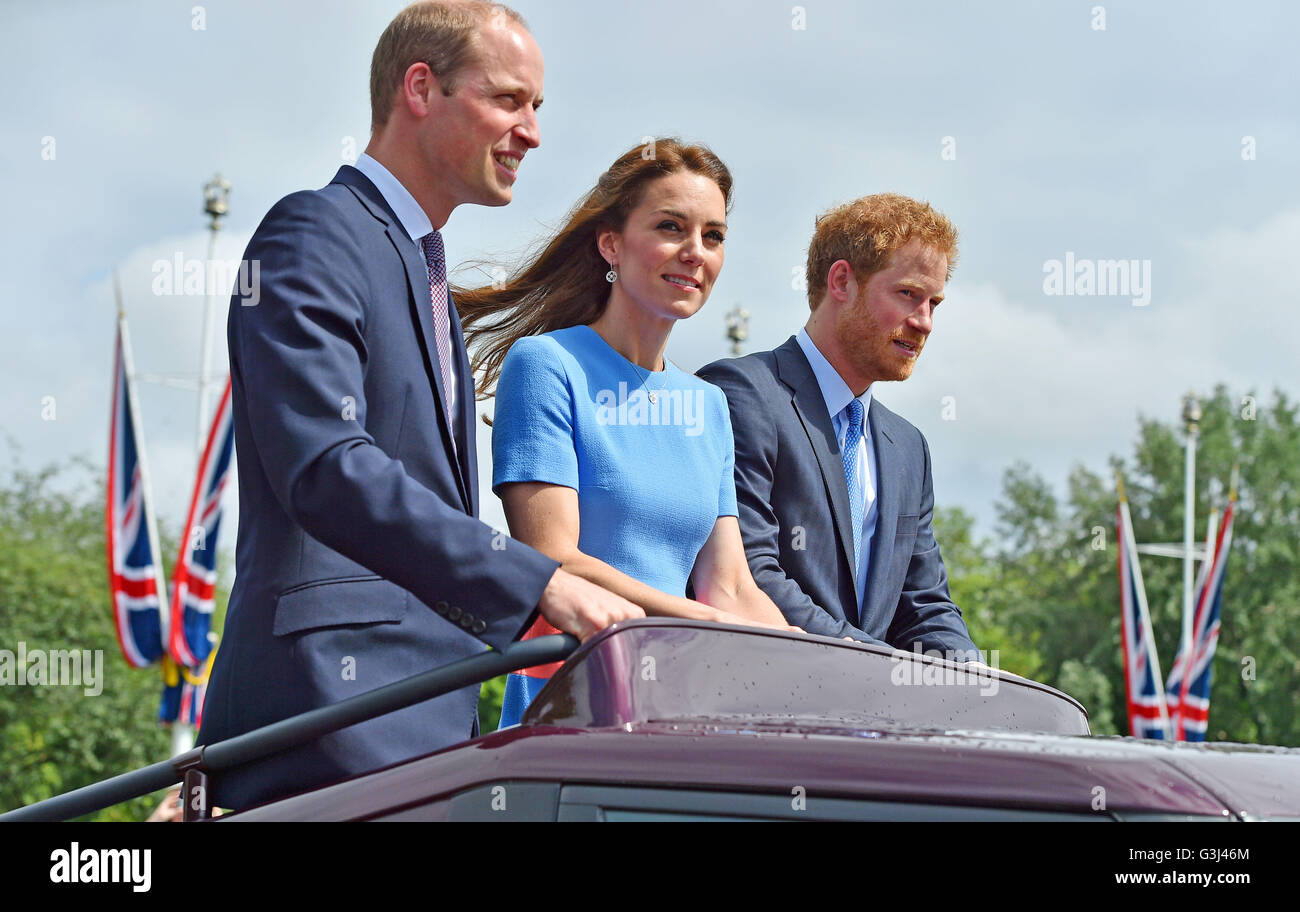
[492,324,738,726]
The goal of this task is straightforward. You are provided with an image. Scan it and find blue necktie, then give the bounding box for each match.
[841,398,865,576]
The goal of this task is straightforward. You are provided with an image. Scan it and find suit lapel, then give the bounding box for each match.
[775,338,858,617]
[332,166,471,513]
[861,404,898,632]
[396,237,472,512]
[448,293,478,515]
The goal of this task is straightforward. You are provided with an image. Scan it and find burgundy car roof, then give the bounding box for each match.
[524,619,1090,735]
[228,621,1300,821]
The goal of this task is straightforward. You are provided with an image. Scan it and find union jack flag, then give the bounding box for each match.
[158,653,211,727]
[167,376,234,668]
[106,316,166,668]
[1116,481,1171,739]
[1165,495,1235,741]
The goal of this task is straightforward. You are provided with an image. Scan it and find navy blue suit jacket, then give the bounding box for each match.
[699,337,977,656]
[198,166,559,810]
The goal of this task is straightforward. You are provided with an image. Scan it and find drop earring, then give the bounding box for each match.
[605,264,618,283]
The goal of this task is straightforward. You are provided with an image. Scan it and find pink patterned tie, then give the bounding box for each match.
[420,230,457,444]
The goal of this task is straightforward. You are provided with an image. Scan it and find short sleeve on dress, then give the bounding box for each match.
[492,335,580,492]
[715,388,739,519]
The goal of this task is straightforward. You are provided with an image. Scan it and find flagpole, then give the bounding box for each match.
[114,272,170,652]
[1116,473,1172,738]
[1202,510,1220,598]
[195,175,229,462]
[1178,394,1201,737]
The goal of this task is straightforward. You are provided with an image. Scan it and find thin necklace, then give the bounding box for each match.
[633,360,670,403]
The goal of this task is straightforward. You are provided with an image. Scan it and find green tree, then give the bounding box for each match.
[0,450,230,819]
[959,387,1300,744]
[478,673,507,733]
[933,506,1043,679]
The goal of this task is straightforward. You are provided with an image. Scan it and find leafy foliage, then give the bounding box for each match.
[478,673,506,733]
[2,384,1294,823]
[0,449,229,819]
[942,387,1300,744]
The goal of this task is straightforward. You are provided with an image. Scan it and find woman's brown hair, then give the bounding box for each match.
[456,137,733,399]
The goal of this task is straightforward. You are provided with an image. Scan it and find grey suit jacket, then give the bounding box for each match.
[699,336,977,656]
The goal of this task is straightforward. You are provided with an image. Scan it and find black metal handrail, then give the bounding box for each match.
[0,634,579,822]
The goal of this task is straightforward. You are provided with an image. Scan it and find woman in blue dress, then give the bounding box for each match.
[458,139,794,727]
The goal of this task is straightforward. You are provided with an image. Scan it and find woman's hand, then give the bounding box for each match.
[691,517,795,629]
[502,482,765,623]
[706,605,801,633]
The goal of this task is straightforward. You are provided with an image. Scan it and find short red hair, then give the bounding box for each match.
[806,193,958,308]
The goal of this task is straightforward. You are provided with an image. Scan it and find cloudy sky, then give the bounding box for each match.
[3,0,1296,555]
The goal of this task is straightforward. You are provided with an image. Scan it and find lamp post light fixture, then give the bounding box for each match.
[725,305,750,357]
[203,173,231,231]
[1182,392,1202,435]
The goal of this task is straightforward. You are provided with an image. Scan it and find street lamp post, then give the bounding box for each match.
[170,174,230,759]
[1177,392,1201,739]
[196,175,230,458]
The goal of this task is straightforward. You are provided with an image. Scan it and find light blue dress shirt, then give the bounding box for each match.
[352,153,456,414]
[795,328,878,612]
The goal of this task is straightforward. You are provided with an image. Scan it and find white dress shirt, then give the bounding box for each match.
[352,153,456,416]
[796,328,878,612]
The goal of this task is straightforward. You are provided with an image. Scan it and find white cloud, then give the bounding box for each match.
[3,0,1296,571]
